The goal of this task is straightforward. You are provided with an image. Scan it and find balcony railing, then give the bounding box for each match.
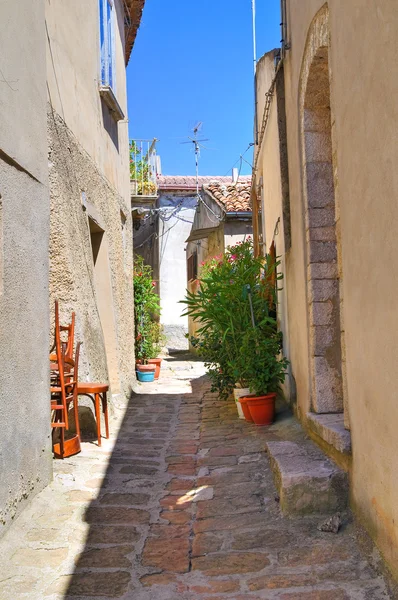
[130,138,158,199]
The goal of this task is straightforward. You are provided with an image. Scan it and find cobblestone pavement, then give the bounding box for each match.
[0,356,395,599]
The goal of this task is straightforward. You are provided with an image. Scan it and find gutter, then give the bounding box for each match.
[226,212,253,219]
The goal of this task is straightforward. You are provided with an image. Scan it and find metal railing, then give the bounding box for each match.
[130,138,158,197]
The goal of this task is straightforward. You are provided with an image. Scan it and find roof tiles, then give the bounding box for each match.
[204,180,252,213]
[157,175,239,191]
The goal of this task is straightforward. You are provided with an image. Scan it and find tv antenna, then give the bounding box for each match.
[181,122,209,196]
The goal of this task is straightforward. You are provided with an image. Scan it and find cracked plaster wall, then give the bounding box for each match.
[48,108,135,410]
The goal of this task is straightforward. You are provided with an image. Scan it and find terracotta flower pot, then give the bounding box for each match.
[136,363,156,373]
[148,358,162,379]
[245,393,276,426]
[238,396,254,423]
[136,363,156,383]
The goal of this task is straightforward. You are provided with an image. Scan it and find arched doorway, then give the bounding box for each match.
[300,5,347,420]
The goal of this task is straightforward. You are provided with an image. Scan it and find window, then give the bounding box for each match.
[187,252,198,282]
[99,0,115,90]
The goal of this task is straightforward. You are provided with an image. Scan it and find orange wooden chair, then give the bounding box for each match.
[51,300,75,359]
[77,382,109,447]
[50,301,81,458]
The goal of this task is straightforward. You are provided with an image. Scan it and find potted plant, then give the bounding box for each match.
[181,239,284,416]
[147,321,166,379]
[134,256,161,382]
[238,329,289,425]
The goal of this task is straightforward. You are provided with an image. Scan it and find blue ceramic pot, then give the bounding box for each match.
[136,370,155,382]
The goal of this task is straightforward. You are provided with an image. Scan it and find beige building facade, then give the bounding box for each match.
[46,0,144,404]
[0,0,145,536]
[0,0,52,535]
[254,1,398,578]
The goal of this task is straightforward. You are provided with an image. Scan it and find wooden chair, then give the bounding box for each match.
[51,300,75,359]
[53,300,110,448]
[50,300,81,458]
[77,382,109,447]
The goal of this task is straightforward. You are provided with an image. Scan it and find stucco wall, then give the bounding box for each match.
[48,110,135,403]
[223,220,253,248]
[255,52,293,405]
[258,0,398,577]
[45,0,129,197]
[0,0,51,536]
[46,0,135,412]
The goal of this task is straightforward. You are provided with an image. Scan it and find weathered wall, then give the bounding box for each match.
[48,110,135,400]
[45,0,129,197]
[158,192,197,349]
[0,0,51,536]
[223,220,253,248]
[255,51,293,403]
[258,0,398,577]
[46,0,135,409]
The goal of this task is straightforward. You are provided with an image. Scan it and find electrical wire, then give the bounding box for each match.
[223,144,254,178]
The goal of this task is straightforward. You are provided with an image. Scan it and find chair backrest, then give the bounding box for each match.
[54,300,75,360]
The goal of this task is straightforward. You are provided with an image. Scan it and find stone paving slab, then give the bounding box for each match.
[0,356,396,599]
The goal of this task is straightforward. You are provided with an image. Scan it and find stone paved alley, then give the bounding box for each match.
[0,356,396,600]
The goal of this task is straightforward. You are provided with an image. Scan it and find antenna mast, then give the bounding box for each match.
[181,122,209,199]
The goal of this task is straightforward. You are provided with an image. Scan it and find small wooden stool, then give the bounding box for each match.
[77,383,109,446]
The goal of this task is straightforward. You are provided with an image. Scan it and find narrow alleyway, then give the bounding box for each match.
[0,356,394,599]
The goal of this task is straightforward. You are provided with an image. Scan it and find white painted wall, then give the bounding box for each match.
[158,193,197,342]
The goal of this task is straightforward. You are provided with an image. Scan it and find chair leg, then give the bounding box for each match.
[94,393,101,446]
[73,398,81,438]
[102,393,109,439]
[59,426,65,459]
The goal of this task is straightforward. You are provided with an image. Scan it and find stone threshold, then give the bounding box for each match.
[306,412,351,454]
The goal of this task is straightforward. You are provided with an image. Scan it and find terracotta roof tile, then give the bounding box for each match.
[204,180,252,213]
[157,175,244,191]
[125,0,146,64]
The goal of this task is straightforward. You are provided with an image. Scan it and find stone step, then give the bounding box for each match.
[265,439,349,515]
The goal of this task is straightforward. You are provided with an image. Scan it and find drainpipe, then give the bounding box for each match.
[280,0,290,56]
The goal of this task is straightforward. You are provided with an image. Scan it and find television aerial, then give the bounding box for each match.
[181,122,209,195]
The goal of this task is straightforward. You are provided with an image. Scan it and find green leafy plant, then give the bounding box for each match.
[133,255,161,363]
[130,141,156,195]
[237,329,289,396]
[181,238,287,399]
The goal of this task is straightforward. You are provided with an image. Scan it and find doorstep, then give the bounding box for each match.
[266,435,349,516]
[306,412,352,454]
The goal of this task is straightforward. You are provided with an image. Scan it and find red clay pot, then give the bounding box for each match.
[246,393,276,426]
[136,363,156,373]
[148,358,162,379]
[238,396,254,423]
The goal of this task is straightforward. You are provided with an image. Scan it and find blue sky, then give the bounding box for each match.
[127,0,281,177]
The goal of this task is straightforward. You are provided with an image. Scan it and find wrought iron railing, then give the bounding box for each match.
[130,138,158,198]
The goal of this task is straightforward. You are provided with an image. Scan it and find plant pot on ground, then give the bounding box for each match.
[181,239,282,406]
[238,329,289,427]
[244,393,276,426]
[148,357,162,379]
[238,395,254,423]
[136,363,156,383]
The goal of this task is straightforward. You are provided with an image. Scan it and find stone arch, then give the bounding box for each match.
[300,4,345,415]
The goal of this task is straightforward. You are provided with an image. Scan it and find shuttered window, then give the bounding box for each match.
[99,0,115,90]
[187,252,198,281]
